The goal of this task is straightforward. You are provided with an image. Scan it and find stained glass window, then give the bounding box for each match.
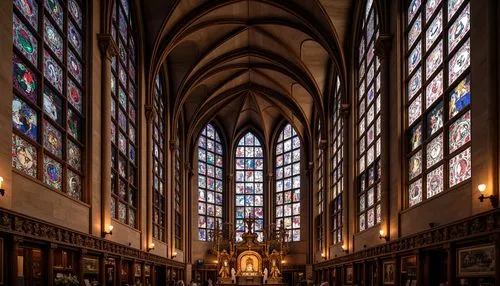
[235,132,264,241]
[152,75,166,241]
[174,129,182,249]
[12,0,86,201]
[275,124,301,242]
[357,0,382,232]
[316,124,324,251]
[198,124,223,241]
[111,0,138,227]
[405,0,471,207]
[331,76,344,245]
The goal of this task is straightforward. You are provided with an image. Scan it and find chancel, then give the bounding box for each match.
[0,0,498,285]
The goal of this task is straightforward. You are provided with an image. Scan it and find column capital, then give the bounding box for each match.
[169,140,178,151]
[97,34,118,60]
[340,103,351,118]
[144,104,155,122]
[374,34,393,59]
[318,139,328,150]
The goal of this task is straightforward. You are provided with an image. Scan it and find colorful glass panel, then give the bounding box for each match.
[44,20,63,60]
[44,155,62,190]
[14,0,38,30]
[13,15,38,65]
[43,120,62,158]
[13,56,38,103]
[12,134,37,177]
[12,96,38,141]
[44,53,63,93]
[198,124,223,241]
[405,0,471,206]
[236,132,264,241]
[276,124,301,241]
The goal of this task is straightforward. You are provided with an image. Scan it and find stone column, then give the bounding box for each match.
[169,139,178,251]
[375,34,393,239]
[266,172,273,233]
[339,103,350,254]
[186,163,194,263]
[145,105,154,251]
[97,34,118,237]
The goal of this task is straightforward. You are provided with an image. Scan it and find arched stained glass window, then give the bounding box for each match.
[331,76,344,244]
[235,132,264,242]
[198,124,224,241]
[152,75,165,241]
[110,0,138,228]
[357,0,382,232]
[275,124,301,242]
[405,0,471,207]
[12,0,86,201]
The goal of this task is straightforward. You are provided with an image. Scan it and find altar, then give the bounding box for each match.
[210,219,288,285]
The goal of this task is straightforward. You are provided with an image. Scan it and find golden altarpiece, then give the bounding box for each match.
[211,219,288,285]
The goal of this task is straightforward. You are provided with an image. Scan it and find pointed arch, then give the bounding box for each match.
[234,131,265,241]
[197,123,224,241]
[275,123,301,242]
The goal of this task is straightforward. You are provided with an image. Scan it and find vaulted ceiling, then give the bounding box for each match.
[143,0,354,151]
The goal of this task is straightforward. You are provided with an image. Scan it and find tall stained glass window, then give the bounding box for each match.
[110,0,138,228]
[235,132,264,241]
[331,76,344,244]
[198,124,223,241]
[406,0,471,207]
[275,124,301,242]
[357,0,382,232]
[152,75,165,241]
[174,131,182,249]
[316,124,324,251]
[12,0,86,201]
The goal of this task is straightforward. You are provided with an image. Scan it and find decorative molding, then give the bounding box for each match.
[97,34,118,60]
[318,140,328,150]
[314,208,500,270]
[0,208,185,268]
[170,140,179,151]
[144,104,155,122]
[374,34,393,59]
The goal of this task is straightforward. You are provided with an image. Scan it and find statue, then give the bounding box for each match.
[245,257,254,272]
[218,250,231,278]
[231,268,236,283]
[263,268,268,283]
[269,250,281,279]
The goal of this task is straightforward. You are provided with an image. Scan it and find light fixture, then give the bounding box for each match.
[321,252,326,259]
[478,184,498,208]
[0,176,5,196]
[379,229,388,241]
[281,260,286,264]
[341,244,349,253]
[148,243,155,252]
[172,251,177,258]
[102,225,113,238]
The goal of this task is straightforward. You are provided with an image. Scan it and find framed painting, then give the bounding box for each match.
[383,261,396,285]
[458,245,495,277]
[345,265,353,284]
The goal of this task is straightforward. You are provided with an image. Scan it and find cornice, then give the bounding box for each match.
[0,208,185,268]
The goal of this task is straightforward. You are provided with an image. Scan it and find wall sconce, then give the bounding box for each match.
[281,260,286,265]
[172,251,177,258]
[0,177,5,196]
[478,184,498,208]
[341,245,349,254]
[147,243,155,252]
[102,225,113,238]
[321,252,326,259]
[379,230,388,241]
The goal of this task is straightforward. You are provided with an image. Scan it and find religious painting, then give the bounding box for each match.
[82,257,98,274]
[383,261,396,285]
[457,245,495,277]
[345,265,353,284]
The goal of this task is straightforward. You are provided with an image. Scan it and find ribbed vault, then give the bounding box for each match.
[143,0,354,153]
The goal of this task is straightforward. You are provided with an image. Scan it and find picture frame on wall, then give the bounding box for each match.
[383,261,396,285]
[345,265,353,284]
[457,244,496,277]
